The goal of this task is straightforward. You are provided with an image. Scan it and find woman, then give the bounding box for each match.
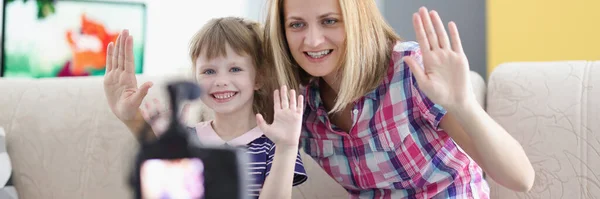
[263,0,535,198]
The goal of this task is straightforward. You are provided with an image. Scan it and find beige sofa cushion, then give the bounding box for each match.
[470,71,487,108]
[486,61,600,199]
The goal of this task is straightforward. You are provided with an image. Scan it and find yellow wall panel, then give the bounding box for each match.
[487,0,600,76]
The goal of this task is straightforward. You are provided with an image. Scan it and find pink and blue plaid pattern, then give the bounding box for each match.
[300,41,490,199]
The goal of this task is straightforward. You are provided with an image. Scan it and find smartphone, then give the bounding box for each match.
[131,126,249,199]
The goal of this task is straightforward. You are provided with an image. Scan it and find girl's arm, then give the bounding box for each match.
[122,109,157,142]
[256,86,308,199]
[259,146,301,199]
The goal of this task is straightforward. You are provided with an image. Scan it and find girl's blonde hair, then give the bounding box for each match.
[189,17,274,122]
[264,0,400,113]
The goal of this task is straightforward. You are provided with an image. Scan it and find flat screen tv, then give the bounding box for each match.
[1,0,146,78]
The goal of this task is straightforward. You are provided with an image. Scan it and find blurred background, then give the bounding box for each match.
[0,0,598,79]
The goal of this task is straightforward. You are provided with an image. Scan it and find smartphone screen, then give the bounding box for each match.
[140,158,205,199]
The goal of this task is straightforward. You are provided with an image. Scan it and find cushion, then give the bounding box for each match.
[0,127,18,199]
[487,61,600,198]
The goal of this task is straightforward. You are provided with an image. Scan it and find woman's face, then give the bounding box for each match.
[283,0,346,78]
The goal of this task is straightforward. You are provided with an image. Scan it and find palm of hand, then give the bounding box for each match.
[104,70,139,120]
[405,7,475,109]
[264,107,302,146]
[419,48,472,108]
[102,29,152,121]
[257,86,304,147]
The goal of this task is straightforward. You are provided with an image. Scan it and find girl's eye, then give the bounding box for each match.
[202,69,215,75]
[230,67,242,72]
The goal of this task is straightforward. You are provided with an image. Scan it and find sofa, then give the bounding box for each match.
[0,61,598,199]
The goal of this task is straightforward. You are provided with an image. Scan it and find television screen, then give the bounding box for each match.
[1,0,146,78]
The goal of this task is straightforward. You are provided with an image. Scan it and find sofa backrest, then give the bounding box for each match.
[0,70,488,199]
[0,75,208,199]
[486,61,600,198]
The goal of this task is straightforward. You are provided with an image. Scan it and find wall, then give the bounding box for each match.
[383,0,487,79]
[125,0,251,76]
[246,0,385,22]
[487,0,600,76]
[143,0,384,76]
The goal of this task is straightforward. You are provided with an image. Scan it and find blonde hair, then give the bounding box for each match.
[264,0,400,113]
[189,17,274,122]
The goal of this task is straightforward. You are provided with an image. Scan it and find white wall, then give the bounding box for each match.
[133,0,255,76]
[246,0,385,22]
[139,0,382,76]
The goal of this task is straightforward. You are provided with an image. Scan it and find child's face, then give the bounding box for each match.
[195,44,258,115]
[283,0,346,79]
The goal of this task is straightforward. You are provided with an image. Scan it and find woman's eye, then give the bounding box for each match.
[323,19,337,25]
[290,22,304,29]
[202,69,215,74]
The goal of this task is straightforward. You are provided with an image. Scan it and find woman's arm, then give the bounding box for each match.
[403,7,535,192]
[440,101,535,192]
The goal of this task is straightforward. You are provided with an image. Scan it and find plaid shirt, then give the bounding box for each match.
[300,41,490,199]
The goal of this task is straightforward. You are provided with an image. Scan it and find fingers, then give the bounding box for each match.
[143,97,189,123]
[140,108,149,120]
[412,13,429,52]
[134,81,153,103]
[124,35,135,73]
[143,98,165,121]
[273,88,281,110]
[273,85,303,111]
[256,114,269,132]
[153,98,162,111]
[273,85,303,112]
[105,42,114,72]
[418,7,438,50]
[449,21,464,53]
[430,10,450,49]
[289,89,297,111]
[118,29,129,71]
[112,33,120,70]
[143,100,159,121]
[296,94,304,114]
[143,101,155,119]
[404,57,428,84]
[280,85,289,109]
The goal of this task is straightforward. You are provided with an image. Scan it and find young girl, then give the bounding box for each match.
[103,17,307,199]
[263,0,535,198]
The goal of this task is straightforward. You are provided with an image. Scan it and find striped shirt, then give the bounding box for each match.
[191,121,308,198]
[300,41,489,198]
